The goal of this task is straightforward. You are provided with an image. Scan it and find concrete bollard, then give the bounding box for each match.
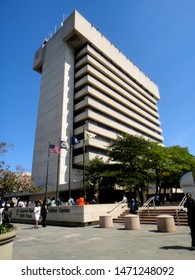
[99,215,113,228]
[124,214,140,230]
[156,214,176,232]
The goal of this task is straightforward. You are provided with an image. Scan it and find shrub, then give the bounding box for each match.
[0,223,15,235]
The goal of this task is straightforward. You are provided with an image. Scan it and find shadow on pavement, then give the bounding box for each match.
[160,245,192,251]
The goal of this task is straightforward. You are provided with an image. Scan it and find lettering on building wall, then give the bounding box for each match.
[15,207,70,219]
[48,208,58,213]
[16,208,34,219]
[48,208,70,213]
[59,208,70,213]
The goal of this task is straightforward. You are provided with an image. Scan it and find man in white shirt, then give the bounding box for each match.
[68,197,75,205]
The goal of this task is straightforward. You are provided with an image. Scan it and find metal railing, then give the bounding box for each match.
[138,196,156,216]
[175,195,187,226]
[107,195,187,225]
[138,195,187,226]
[107,199,127,214]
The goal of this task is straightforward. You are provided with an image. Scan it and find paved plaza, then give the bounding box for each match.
[12,222,195,260]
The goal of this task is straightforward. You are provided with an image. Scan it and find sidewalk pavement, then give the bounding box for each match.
[12,222,195,260]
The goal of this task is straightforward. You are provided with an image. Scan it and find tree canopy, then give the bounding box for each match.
[0,142,40,196]
[85,134,195,203]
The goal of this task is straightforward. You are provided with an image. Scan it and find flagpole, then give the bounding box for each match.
[83,127,85,198]
[68,130,72,198]
[56,137,61,200]
[45,141,50,199]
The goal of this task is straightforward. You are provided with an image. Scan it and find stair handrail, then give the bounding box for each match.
[107,199,127,214]
[175,195,187,227]
[138,196,156,215]
[177,195,187,209]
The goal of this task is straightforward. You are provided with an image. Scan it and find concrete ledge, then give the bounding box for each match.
[124,214,140,230]
[99,215,113,228]
[0,230,17,260]
[12,219,99,227]
[10,204,127,227]
[156,214,176,232]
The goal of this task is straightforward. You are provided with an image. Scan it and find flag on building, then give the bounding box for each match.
[84,130,97,140]
[49,144,61,154]
[60,140,69,150]
[71,136,80,145]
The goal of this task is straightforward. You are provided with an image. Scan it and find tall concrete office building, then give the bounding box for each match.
[32,10,163,195]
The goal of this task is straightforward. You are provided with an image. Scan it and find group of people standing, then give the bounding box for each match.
[67,195,86,206]
[33,194,90,228]
[34,199,48,229]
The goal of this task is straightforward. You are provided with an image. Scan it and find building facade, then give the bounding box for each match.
[32,10,163,194]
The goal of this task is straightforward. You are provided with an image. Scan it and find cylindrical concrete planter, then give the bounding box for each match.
[124,214,140,230]
[0,230,17,260]
[99,215,113,228]
[156,215,176,233]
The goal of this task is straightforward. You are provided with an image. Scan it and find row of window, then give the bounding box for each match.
[72,43,162,162]
[75,43,157,104]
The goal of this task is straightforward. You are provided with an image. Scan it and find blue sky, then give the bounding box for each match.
[1,0,195,172]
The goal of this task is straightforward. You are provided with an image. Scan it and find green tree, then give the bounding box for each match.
[85,156,104,201]
[84,135,195,204]
[85,156,117,202]
[160,146,195,193]
[145,141,167,193]
[108,134,151,204]
[0,142,13,156]
[0,142,40,196]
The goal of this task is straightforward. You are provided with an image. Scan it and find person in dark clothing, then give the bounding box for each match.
[41,200,48,227]
[129,199,138,214]
[184,193,195,250]
[2,204,12,224]
[154,194,160,206]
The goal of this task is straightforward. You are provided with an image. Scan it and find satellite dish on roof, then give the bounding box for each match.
[180,171,195,198]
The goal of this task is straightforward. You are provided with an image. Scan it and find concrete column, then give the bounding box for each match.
[156,214,176,232]
[124,214,140,230]
[99,215,113,228]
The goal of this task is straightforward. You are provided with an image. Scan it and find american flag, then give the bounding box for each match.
[49,144,61,154]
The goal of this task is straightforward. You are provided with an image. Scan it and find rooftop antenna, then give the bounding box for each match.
[61,13,65,27]
[63,13,69,22]
[48,31,53,38]
[61,13,69,27]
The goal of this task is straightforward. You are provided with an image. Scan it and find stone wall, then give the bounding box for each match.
[10,203,127,226]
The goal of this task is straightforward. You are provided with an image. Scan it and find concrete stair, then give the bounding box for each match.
[113,206,188,226]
